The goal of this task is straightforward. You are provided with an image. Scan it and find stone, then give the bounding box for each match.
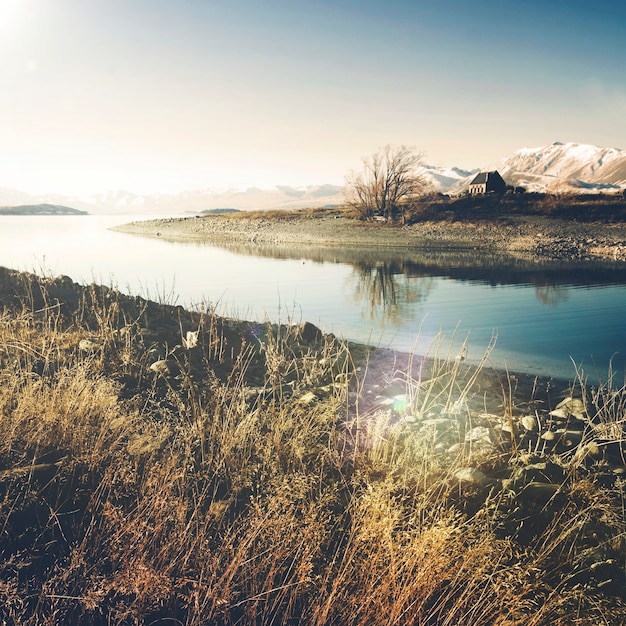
[553,396,586,419]
[573,442,601,462]
[520,415,538,432]
[465,426,493,446]
[519,481,559,504]
[517,461,564,484]
[297,391,317,406]
[149,359,178,378]
[420,418,455,432]
[554,428,584,447]
[79,338,99,353]
[454,467,491,487]
[296,321,323,344]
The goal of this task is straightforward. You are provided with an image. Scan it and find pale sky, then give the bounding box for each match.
[2,0,625,196]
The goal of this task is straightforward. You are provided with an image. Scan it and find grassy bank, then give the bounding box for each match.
[1,267,625,625]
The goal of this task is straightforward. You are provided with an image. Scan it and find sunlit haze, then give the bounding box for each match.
[2,0,625,196]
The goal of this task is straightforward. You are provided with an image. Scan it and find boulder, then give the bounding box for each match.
[295,321,323,344]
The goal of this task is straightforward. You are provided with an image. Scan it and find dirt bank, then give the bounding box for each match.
[112,209,626,262]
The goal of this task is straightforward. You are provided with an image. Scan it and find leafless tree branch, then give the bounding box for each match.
[344,145,427,223]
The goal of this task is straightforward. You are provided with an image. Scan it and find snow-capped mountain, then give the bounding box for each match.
[417,165,478,193]
[95,184,347,214]
[497,142,626,191]
[452,142,626,194]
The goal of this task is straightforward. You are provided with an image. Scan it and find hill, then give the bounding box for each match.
[0,203,88,216]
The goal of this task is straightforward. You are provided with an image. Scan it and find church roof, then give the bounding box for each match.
[469,170,505,186]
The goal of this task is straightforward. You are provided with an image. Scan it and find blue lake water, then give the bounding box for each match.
[1,215,625,383]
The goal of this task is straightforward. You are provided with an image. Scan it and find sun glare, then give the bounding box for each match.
[0,0,22,18]
[0,0,26,34]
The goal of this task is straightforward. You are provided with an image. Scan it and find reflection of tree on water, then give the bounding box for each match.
[190,241,626,291]
[349,260,434,325]
[535,283,569,306]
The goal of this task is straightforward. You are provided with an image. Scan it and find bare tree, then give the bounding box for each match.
[344,145,427,223]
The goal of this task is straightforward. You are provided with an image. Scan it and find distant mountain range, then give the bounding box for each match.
[1,142,624,215]
[450,142,626,195]
[0,185,348,216]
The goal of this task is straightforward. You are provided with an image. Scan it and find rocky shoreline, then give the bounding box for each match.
[112,210,626,262]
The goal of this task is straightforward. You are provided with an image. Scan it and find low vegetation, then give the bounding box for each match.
[410,192,626,224]
[200,190,626,227]
[1,267,625,625]
[223,206,347,221]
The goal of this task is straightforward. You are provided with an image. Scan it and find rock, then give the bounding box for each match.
[295,321,323,344]
[79,338,99,353]
[465,426,493,446]
[516,461,564,484]
[149,359,178,378]
[454,467,491,487]
[518,481,559,504]
[520,415,538,432]
[551,396,586,419]
[421,418,455,432]
[573,442,601,462]
[500,420,516,435]
[554,428,584,448]
[297,391,317,406]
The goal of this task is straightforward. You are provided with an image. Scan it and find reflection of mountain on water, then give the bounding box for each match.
[200,241,626,289]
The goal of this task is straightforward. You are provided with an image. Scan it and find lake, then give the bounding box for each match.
[1,215,625,383]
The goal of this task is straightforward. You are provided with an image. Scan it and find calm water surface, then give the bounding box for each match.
[1,215,625,382]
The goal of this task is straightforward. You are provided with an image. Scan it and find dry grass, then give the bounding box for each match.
[219,206,350,221]
[0,268,625,625]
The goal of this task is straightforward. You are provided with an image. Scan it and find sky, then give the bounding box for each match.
[1,0,625,196]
